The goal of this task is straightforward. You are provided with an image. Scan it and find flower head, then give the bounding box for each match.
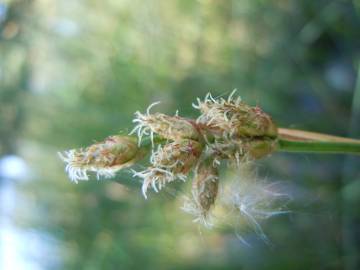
[59,91,292,238]
[58,135,139,183]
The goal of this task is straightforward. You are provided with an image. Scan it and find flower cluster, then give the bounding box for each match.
[59,91,283,229]
[127,90,279,223]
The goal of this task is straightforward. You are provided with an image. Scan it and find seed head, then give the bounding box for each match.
[58,136,139,183]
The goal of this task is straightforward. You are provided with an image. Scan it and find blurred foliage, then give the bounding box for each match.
[1,0,360,269]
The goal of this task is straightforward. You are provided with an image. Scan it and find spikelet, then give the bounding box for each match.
[182,158,219,227]
[193,90,278,139]
[133,139,203,198]
[58,136,139,183]
[207,137,278,167]
[130,102,200,145]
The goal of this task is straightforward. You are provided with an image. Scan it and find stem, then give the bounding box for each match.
[278,139,360,154]
[278,128,360,143]
[278,128,360,155]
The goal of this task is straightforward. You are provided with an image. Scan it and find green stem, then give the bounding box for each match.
[277,128,360,155]
[277,139,360,155]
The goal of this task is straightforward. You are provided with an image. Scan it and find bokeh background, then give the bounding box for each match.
[1,0,360,269]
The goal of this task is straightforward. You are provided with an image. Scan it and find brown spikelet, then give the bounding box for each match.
[131,102,200,143]
[58,136,139,182]
[194,90,278,139]
[134,139,203,198]
[207,137,278,167]
[192,159,219,217]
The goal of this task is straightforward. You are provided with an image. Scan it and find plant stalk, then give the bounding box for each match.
[278,128,360,155]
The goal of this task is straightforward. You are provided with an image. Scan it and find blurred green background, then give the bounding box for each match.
[1,0,360,269]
